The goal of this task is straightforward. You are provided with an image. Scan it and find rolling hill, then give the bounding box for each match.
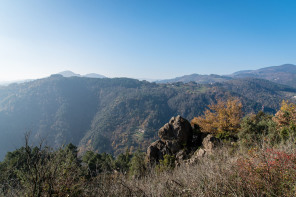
[157,64,296,88]
[156,74,231,84]
[232,64,296,88]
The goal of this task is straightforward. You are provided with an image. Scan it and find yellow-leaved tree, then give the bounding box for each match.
[273,100,296,129]
[191,97,243,136]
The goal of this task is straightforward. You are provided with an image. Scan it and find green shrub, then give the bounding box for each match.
[156,154,175,172]
[129,150,146,178]
[239,111,277,148]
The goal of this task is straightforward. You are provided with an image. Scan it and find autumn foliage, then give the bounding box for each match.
[237,147,296,196]
[191,97,243,136]
[273,100,296,128]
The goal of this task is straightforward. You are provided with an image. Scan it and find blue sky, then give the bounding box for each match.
[0,0,296,81]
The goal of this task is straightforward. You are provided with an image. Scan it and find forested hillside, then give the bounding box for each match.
[0,75,295,159]
[2,99,296,196]
[156,74,232,84]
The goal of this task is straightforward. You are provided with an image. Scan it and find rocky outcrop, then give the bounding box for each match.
[146,140,167,164]
[187,134,219,164]
[147,116,193,165]
[158,115,193,145]
[202,134,219,153]
[147,116,220,166]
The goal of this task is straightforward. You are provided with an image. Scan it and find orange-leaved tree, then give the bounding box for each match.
[273,100,296,128]
[191,97,243,136]
[272,100,296,141]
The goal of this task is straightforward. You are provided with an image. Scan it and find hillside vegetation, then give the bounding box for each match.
[0,75,296,159]
[1,99,296,196]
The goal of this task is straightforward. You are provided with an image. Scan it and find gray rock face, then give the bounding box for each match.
[147,116,193,165]
[146,116,220,166]
[158,115,193,145]
[187,134,219,164]
[147,140,166,164]
[202,134,219,153]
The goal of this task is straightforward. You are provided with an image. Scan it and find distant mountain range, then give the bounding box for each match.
[2,64,294,86]
[156,74,232,84]
[231,64,296,88]
[0,79,33,86]
[0,71,106,86]
[58,71,106,78]
[157,64,296,88]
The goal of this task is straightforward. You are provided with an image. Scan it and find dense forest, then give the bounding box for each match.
[0,75,296,160]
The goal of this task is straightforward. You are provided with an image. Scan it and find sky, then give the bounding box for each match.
[0,0,296,81]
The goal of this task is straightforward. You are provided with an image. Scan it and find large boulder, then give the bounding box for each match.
[146,116,221,166]
[147,115,193,165]
[158,115,193,145]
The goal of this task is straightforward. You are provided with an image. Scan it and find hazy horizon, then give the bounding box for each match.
[1,0,296,81]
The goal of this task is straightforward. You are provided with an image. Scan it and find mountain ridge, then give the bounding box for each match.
[0,75,295,160]
[156,64,296,88]
[58,70,106,78]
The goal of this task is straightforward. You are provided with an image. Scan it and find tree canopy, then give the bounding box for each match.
[191,97,243,137]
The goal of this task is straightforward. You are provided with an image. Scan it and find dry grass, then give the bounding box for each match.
[82,146,243,197]
[2,142,296,197]
[85,142,296,197]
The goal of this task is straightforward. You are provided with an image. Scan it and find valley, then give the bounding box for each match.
[0,65,296,159]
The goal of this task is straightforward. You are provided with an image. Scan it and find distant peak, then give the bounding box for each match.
[257,64,296,72]
[58,71,81,77]
[57,71,106,78]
